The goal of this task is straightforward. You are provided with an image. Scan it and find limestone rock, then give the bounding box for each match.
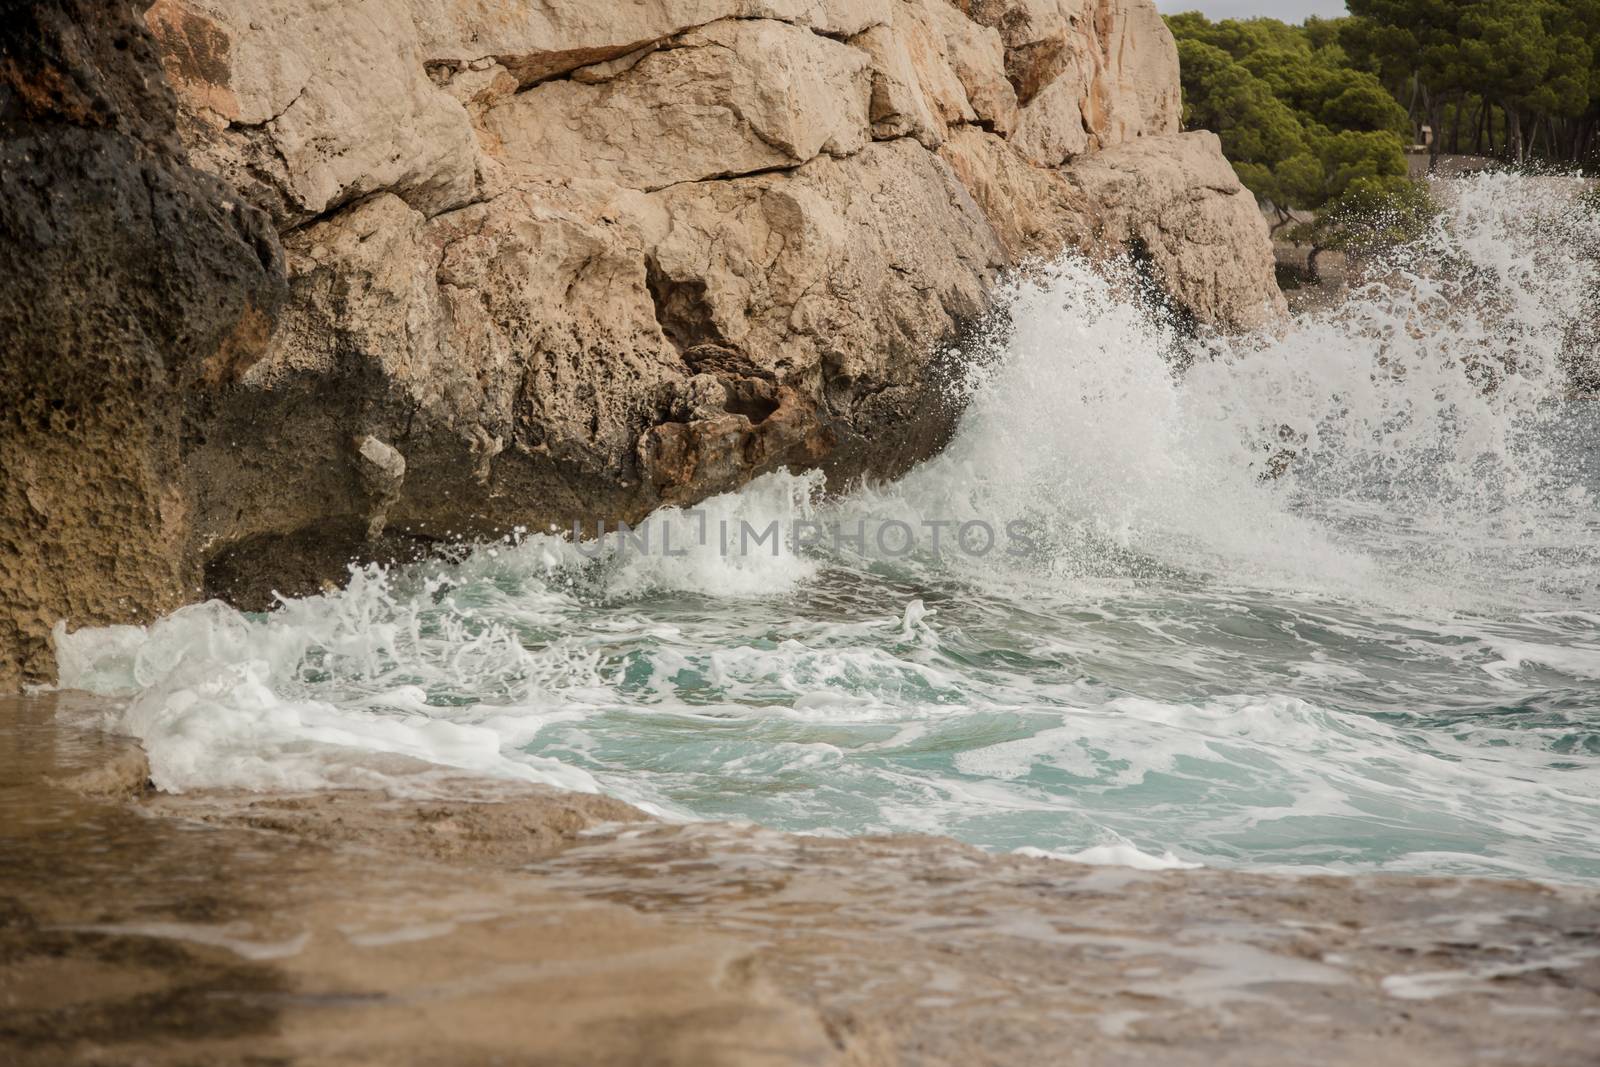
[640,139,1005,496]
[938,124,1088,261]
[354,436,407,539]
[644,140,1000,384]
[190,181,687,588]
[932,3,1019,135]
[147,0,480,226]
[938,126,1286,328]
[1011,64,1096,166]
[197,139,1004,588]
[484,19,873,191]
[960,0,1180,163]
[406,0,895,84]
[853,22,950,147]
[861,2,985,148]
[1087,0,1185,147]
[0,0,1288,686]
[1063,131,1289,330]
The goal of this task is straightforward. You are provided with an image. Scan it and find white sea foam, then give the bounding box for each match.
[1015,844,1203,872]
[840,171,1599,613]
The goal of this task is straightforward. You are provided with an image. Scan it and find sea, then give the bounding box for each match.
[55,173,1600,885]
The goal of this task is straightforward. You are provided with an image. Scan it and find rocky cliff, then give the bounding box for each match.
[1,0,1284,688]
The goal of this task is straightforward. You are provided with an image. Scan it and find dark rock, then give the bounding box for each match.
[0,0,286,687]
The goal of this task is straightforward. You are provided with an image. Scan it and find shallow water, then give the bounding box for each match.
[8,693,1599,1066]
[56,173,1600,884]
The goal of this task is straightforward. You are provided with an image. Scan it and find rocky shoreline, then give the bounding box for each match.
[2,0,1285,689]
[5,691,1599,1066]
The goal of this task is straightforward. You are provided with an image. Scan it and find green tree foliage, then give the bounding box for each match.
[1172,37,1321,209]
[1341,0,1599,164]
[1290,176,1439,273]
[1167,10,1425,260]
[1169,5,1600,275]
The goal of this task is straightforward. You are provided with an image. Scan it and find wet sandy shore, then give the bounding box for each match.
[4,691,1598,1065]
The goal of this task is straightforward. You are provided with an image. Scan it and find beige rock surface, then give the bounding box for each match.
[406,0,895,82]
[485,19,874,191]
[148,0,481,224]
[170,0,1276,553]
[1065,130,1290,330]
[937,123,1089,260]
[961,0,1182,161]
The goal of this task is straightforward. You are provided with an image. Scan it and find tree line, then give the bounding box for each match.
[1166,2,1599,271]
[1342,0,1599,165]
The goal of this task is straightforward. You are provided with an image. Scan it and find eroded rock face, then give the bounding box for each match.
[0,0,286,690]
[2,0,1287,685]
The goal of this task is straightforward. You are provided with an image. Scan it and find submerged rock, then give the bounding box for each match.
[5,693,1599,1066]
[1,0,1287,686]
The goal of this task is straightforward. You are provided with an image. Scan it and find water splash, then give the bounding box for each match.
[57,174,1600,882]
[853,170,1599,607]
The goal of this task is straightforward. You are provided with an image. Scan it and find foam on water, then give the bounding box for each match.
[859,171,1599,608]
[57,174,1600,880]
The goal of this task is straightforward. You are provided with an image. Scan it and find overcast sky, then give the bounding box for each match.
[1156,0,1350,20]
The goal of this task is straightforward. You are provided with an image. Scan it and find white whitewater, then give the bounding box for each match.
[58,174,1600,882]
